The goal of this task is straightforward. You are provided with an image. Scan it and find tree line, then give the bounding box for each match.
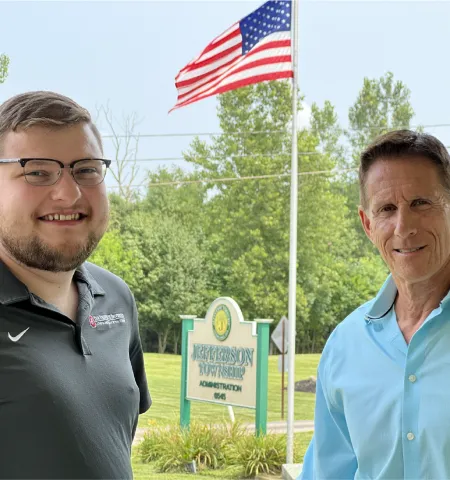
[89,71,416,354]
[0,58,413,354]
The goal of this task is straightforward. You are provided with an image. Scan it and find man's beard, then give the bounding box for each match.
[0,227,103,273]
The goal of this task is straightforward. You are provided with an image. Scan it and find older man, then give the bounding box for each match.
[0,91,150,479]
[299,130,450,479]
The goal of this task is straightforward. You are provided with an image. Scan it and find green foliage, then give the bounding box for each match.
[138,422,242,472]
[224,433,286,477]
[132,431,314,479]
[95,73,412,354]
[90,185,211,352]
[103,195,210,352]
[89,230,143,289]
[138,421,286,477]
[0,54,9,84]
[131,214,209,352]
[144,168,208,235]
[183,80,387,352]
[347,71,415,159]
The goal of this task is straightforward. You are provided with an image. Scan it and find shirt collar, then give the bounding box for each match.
[365,274,397,322]
[0,260,105,305]
[74,263,106,297]
[365,273,450,323]
[0,260,30,305]
[441,287,450,306]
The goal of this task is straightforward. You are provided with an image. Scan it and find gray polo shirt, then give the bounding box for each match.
[0,260,151,479]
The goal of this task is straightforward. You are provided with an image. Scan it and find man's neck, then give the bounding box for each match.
[394,264,450,342]
[0,251,75,308]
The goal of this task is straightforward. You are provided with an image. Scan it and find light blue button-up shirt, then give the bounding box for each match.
[299,275,450,480]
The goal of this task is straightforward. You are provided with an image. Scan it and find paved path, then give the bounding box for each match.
[133,420,314,445]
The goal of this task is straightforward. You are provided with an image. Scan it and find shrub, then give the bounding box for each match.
[139,421,245,473]
[224,433,286,478]
[137,421,285,477]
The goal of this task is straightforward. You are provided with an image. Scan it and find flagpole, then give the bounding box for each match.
[287,0,299,465]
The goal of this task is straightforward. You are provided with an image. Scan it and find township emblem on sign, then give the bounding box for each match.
[212,304,232,341]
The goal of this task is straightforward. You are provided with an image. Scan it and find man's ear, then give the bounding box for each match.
[358,206,373,243]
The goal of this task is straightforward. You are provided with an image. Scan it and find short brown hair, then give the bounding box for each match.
[0,91,103,154]
[359,129,450,209]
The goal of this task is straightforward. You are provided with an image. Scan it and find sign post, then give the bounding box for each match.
[271,316,289,420]
[179,298,272,435]
[255,319,272,436]
[179,315,196,429]
[282,320,285,419]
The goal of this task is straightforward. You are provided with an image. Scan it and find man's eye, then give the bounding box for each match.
[26,170,51,177]
[380,205,396,212]
[413,199,429,206]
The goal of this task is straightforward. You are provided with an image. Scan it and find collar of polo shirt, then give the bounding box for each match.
[0,260,105,305]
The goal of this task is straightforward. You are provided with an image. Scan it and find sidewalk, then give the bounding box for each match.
[133,420,314,445]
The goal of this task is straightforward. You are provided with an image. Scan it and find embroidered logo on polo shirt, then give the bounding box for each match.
[8,327,30,342]
[89,313,125,328]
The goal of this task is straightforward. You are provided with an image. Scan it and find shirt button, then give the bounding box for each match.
[408,375,417,383]
[407,432,415,441]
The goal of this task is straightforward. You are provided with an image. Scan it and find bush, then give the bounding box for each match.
[137,421,286,477]
[139,421,242,472]
[224,432,286,478]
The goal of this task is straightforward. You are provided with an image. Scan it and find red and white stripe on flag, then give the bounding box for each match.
[170,0,293,111]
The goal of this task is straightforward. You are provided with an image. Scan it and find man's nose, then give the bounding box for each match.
[48,169,82,204]
[394,208,418,239]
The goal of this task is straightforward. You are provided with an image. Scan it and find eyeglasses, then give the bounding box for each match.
[0,158,112,186]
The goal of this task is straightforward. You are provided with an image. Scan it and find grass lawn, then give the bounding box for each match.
[138,353,319,430]
[132,431,314,480]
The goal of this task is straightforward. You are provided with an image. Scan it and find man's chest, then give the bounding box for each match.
[0,306,140,480]
[330,318,450,466]
[0,306,137,413]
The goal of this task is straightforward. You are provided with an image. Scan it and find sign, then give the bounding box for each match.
[187,298,258,409]
[271,316,288,353]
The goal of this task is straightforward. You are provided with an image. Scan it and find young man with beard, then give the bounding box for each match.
[0,91,151,479]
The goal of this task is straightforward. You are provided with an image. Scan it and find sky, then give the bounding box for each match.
[1,0,450,191]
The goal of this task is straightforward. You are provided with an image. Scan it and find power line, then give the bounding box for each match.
[122,152,322,163]
[102,130,285,139]
[106,167,357,189]
[101,122,450,140]
[113,144,450,163]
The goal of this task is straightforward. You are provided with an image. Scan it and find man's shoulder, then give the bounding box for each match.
[340,298,375,330]
[82,261,133,297]
[323,297,376,356]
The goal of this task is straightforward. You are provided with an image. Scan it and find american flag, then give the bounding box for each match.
[171,0,293,111]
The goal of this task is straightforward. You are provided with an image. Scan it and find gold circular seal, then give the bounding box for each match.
[212,305,232,341]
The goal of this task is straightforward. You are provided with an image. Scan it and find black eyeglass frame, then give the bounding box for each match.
[0,158,112,186]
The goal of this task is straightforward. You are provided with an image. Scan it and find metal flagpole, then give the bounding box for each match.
[282,320,285,419]
[287,0,299,465]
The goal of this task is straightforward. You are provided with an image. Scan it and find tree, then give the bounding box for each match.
[347,71,415,163]
[344,72,416,254]
[0,54,9,84]
[97,105,142,202]
[88,229,144,291]
[143,167,209,237]
[184,81,373,351]
[114,208,209,353]
[310,100,346,162]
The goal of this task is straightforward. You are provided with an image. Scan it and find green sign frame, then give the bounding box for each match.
[179,298,272,436]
